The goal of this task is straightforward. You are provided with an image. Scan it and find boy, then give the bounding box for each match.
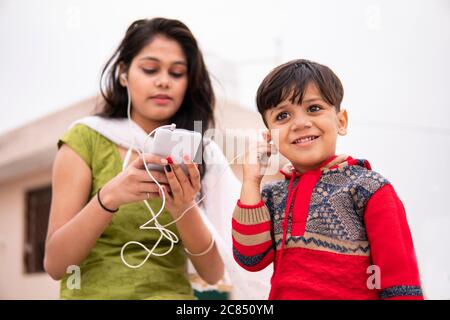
[232,59,423,299]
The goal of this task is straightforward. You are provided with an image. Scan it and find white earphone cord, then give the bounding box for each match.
[119,86,250,268]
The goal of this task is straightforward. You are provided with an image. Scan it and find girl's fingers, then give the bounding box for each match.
[143,192,160,200]
[159,185,173,202]
[138,170,169,184]
[139,182,171,194]
[169,161,193,193]
[132,153,165,169]
[183,155,200,191]
[164,164,183,197]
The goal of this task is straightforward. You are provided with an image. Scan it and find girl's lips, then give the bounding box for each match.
[151,96,172,105]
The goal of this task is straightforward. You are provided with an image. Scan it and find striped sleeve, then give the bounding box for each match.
[232,200,275,271]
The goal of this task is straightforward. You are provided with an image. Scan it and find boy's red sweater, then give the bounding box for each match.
[232,155,423,300]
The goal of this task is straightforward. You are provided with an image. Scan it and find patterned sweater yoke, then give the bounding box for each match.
[263,156,386,256]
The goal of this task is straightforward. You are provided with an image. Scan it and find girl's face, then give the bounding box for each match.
[265,82,348,173]
[121,35,188,133]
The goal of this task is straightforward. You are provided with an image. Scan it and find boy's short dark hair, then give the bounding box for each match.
[256,59,344,126]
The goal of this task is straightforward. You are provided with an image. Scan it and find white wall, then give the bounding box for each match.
[0,0,449,299]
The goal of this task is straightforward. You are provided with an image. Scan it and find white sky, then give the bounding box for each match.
[1,0,450,298]
[1,0,449,134]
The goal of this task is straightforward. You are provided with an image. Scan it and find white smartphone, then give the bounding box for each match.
[145,127,202,175]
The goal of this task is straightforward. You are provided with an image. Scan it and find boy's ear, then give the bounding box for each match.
[337,109,348,136]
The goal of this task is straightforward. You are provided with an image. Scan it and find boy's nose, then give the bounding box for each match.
[291,116,313,130]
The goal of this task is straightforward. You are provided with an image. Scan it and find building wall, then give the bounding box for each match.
[0,169,59,299]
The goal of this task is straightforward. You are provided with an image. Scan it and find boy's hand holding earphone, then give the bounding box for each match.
[240,131,274,205]
[100,153,170,211]
[157,155,201,220]
[242,131,274,183]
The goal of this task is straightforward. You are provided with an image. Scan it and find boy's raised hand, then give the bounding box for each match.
[239,131,274,205]
[242,131,274,185]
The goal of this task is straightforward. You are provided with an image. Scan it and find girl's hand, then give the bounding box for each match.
[157,155,201,219]
[100,154,169,210]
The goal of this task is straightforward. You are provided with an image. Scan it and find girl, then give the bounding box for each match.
[44,17,241,299]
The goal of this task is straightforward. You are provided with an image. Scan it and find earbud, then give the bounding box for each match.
[257,140,278,176]
[269,140,278,155]
[120,73,128,87]
[338,128,347,135]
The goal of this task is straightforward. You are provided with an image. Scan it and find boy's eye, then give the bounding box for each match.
[275,111,289,121]
[307,105,322,113]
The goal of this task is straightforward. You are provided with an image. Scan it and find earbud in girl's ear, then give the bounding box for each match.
[120,73,128,86]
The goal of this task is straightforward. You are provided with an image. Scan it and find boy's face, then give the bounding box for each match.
[264,82,348,173]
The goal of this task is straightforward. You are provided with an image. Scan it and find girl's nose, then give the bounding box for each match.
[154,72,170,88]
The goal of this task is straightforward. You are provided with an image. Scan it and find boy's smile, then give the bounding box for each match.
[265,82,348,173]
[291,135,320,147]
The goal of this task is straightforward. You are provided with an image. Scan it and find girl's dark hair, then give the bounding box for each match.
[256,59,344,126]
[97,17,215,180]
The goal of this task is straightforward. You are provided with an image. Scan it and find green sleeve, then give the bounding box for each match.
[57,124,95,168]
